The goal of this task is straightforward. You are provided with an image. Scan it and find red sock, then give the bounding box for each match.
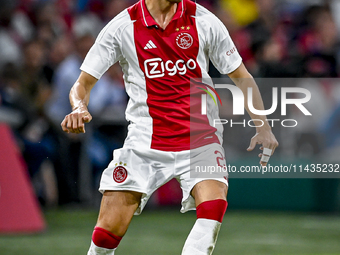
[92,227,122,249]
[196,199,228,223]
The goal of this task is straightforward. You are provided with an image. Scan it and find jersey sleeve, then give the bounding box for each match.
[80,20,123,80]
[207,15,242,74]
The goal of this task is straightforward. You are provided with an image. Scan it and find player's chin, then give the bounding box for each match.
[167,0,182,3]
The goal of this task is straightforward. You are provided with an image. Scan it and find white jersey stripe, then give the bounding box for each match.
[180,0,184,18]
[140,1,148,27]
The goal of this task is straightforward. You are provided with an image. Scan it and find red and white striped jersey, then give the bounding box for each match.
[80,0,242,152]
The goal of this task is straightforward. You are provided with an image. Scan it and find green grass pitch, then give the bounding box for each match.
[0,208,340,255]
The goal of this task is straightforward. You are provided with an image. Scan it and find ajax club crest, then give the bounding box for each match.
[113,165,128,183]
[176,32,193,49]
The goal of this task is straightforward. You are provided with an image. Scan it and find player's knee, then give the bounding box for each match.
[192,180,228,203]
[218,182,228,198]
[92,226,122,249]
[196,199,228,223]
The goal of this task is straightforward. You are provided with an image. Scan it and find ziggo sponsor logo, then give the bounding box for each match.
[144,58,197,79]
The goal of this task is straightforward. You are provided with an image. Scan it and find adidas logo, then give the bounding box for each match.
[144,40,157,50]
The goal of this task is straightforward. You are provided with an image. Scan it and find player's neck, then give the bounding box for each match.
[145,0,178,29]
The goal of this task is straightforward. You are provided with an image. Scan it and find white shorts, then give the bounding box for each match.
[99,126,228,215]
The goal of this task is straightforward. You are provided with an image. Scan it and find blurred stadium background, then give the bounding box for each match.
[0,0,340,254]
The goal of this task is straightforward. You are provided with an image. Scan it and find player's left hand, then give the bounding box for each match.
[246,129,279,167]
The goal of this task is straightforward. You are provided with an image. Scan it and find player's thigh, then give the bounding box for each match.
[96,190,142,236]
[191,180,228,207]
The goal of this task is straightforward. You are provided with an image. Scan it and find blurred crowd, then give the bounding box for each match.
[0,0,340,207]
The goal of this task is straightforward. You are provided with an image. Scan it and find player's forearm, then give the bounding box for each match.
[228,64,272,132]
[70,81,90,111]
[234,77,272,132]
[69,71,97,111]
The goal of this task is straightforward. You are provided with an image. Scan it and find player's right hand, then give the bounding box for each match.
[61,107,92,134]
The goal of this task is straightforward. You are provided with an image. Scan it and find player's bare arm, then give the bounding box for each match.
[228,63,279,166]
[61,71,97,134]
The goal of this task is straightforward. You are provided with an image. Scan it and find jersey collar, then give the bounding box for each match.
[140,0,185,27]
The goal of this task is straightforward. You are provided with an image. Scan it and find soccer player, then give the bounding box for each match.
[61,0,279,254]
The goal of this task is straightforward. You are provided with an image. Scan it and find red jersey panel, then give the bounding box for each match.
[128,0,219,151]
